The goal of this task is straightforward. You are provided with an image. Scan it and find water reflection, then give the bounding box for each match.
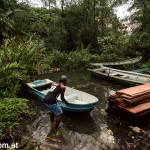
[63,112,97,134]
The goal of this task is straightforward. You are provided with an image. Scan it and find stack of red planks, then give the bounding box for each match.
[108,83,150,117]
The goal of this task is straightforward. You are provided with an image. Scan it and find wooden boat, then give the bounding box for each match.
[26,79,98,112]
[88,66,150,86]
[92,57,142,69]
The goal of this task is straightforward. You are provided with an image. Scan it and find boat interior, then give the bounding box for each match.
[96,68,150,83]
[34,84,52,91]
[41,87,94,104]
[58,94,88,104]
[28,79,98,104]
[64,87,98,104]
[40,88,88,104]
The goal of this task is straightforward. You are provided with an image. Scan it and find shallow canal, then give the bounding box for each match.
[24,71,150,150]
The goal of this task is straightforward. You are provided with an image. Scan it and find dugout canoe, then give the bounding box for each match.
[92,57,142,69]
[88,66,150,86]
[26,79,98,112]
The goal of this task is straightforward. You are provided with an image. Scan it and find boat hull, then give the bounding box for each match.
[57,100,96,112]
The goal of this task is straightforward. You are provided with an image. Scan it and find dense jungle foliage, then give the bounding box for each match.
[0,0,150,141]
[0,98,31,140]
[114,0,150,61]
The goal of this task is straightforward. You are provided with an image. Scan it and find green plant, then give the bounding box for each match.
[146,60,150,68]
[49,48,102,70]
[0,98,31,140]
[0,37,50,97]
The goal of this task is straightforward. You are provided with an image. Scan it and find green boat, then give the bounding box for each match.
[26,79,98,112]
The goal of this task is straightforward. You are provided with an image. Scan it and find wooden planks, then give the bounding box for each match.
[108,83,150,117]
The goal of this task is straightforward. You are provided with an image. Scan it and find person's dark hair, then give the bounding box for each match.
[59,75,68,82]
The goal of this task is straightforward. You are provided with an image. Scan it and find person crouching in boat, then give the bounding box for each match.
[44,75,69,131]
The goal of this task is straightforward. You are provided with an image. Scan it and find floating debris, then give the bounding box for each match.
[129,126,141,134]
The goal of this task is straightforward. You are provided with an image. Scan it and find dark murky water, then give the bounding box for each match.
[24,71,150,150]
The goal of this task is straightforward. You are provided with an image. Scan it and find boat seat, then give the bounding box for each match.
[65,95,88,104]
[98,69,106,73]
[110,73,124,76]
[110,73,129,79]
[41,89,50,94]
[32,80,43,85]
[58,94,78,102]
[65,94,78,102]
[72,100,88,104]
[123,76,129,79]
[27,79,53,88]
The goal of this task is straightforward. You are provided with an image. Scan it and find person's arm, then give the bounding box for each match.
[61,86,69,104]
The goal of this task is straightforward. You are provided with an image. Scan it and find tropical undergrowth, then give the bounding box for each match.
[123,60,150,71]
[49,46,101,70]
[49,44,129,70]
[0,36,50,98]
[0,36,49,140]
[0,98,31,141]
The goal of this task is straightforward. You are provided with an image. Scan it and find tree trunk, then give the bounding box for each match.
[49,1,51,21]
[61,0,64,17]
[0,31,4,45]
